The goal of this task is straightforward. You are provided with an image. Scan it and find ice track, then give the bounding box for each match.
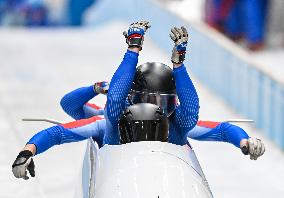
[0,21,284,198]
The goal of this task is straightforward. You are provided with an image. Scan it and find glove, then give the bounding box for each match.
[94,81,109,95]
[170,26,188,64]
[12,150,35,180]
[241,138,265,160]
[123,21,151,49]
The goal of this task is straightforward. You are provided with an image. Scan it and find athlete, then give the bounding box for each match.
[11,98,265,180]
[59,21,264,158]
[104,22,200,145]
[12,21,265,180]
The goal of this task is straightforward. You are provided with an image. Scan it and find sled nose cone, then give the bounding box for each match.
[94,142,213,198]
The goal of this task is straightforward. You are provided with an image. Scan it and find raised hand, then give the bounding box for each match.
[12,150,35,180]
[123,21,151,50]
[94,81,109,95]
[241,137,265,160]
[170,26,189,64]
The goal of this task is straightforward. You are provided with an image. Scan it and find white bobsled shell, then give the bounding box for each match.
[93,142,212,198]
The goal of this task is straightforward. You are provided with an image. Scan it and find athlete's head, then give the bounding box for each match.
[119,103,169,144]
[128,62,177,117]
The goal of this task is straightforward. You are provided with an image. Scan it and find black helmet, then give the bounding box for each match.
[128,62,177,116]
[119,103,169,144]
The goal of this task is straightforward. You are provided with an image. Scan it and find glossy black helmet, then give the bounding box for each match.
[119,103,169,144]
[128,62,177,116]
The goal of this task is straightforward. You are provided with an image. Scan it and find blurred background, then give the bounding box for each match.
[0,0,284,197]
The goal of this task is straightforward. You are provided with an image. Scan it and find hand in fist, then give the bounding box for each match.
[240,138,265,160]
[12,150,35,180]
[170,26,189,64]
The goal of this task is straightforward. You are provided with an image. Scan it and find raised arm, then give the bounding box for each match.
[170,26,199,138]
[104,21,150,145]
[12,117,106,180]
[60,81,108,119]
[188,121,265,160]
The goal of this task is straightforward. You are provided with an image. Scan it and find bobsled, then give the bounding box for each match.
[80,138,213,198]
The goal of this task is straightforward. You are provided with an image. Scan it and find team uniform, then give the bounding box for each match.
[60,85,104,120]
[26,54,248,155]
[105,50,200,145]
[26,112,248,155]
[12,22,264,181]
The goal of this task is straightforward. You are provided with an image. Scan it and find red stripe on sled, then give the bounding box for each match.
[197,121,220,129]
[86,103,102,110]
[61,116,103,129]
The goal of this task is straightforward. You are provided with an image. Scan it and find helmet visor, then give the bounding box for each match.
[128,91,177,117]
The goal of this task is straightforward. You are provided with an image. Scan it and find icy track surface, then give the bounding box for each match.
[1,21,284,198]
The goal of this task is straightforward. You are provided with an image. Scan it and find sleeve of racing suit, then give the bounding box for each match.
[188,121,250,148]
[60,85,104,120]
[27,117,106,155]
[105,50,139,144]
[172,64,199,140]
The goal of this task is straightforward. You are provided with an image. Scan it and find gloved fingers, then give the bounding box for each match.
[171,27,180,40]
[133,21,150,31]
[181,26,188,37]
[123,31,127,37]
[248,138,257,160]
[146,24,151,29]
[27,158,35,177]
[176,27,184,38]
[140,21,151,29]
[260,141,265,155]
[12,167,22,178]
[248,138,255,155]
[170,32,177,42]
[257,139,265,156]
[23,171,29,180]
[255,138,262,156]
[252,138,264,160]
[138,21,148,26]
[13,164,28,178]
[253,138,259,157]
[174,27,183,38]
[248,138,265,160]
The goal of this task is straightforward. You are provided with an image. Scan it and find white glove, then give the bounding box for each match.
[123,21,151,49]
[12,150,35,180]
[94,81,109,95]
[241,137,265,160]
[170,26,188,64]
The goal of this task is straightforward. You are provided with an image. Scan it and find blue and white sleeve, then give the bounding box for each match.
[172,64,199,139]
[60,85,104,120]
[27,118,106,155]
[188,121,250,148]
[104,50,139,144]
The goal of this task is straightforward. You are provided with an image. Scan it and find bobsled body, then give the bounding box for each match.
[85,141,213,198]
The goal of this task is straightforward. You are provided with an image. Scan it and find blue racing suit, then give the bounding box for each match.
[26,118,248,155]
[105,50,200,145]
[60,85,104,120]
[26,50,249,155]
[27,117,106,154]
